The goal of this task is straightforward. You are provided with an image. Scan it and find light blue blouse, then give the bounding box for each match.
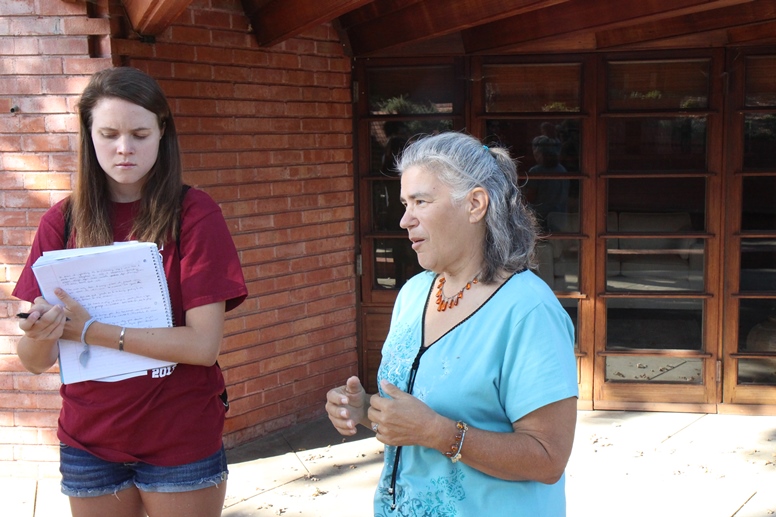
[374,269,578,517]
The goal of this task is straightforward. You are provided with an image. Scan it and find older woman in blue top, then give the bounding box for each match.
[326,131,578,516]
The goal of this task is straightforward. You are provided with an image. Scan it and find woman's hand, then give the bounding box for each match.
[16,291,84,374]
[367,380,447,448]
[54,289,92,343]
[325,376,370,436]
[370,381,576,484]
[18,296,66,342]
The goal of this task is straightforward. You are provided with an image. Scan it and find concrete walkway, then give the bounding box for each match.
[4,410,776,516]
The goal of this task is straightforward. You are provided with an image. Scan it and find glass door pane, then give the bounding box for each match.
[737,299,776,385]
[608,59,710,111]
[483,63,581,113]
[607,117,707,172]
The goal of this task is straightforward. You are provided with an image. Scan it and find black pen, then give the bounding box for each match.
[17,312,70,321]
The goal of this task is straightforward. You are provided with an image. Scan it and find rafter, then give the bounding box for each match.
[122,0,193,36]
[596,0,775,49]
[242,0,375,47]
[460,0,753,54]
[728,19,776,44]
[345,0,569,56]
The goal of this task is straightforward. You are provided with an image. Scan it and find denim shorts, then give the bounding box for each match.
[59,443,228,498]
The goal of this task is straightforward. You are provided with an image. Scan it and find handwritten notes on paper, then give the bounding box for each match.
[32,242,176,384]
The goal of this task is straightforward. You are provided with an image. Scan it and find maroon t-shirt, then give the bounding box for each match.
[13,188,247,466]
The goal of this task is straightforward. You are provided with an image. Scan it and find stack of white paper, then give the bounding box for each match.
[32,242,176,384]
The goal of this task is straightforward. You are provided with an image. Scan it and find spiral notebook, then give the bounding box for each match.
[32,241,176,384]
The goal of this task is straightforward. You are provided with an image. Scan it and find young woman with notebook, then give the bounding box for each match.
[13,67,248,517]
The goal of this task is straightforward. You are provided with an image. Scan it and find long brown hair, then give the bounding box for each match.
[70,67,183,248]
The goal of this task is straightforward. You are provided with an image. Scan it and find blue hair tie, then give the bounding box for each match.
[483,145,489,150]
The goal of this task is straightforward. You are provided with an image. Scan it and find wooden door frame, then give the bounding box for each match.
[592,48,724,411]
[721,47,776,410]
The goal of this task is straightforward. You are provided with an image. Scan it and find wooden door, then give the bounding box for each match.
[472,55,596,405]
[721,49,776,409]
[355,58,465,393]
[593,51,724,411]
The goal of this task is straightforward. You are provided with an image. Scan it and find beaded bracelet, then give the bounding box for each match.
[444,421,468,463]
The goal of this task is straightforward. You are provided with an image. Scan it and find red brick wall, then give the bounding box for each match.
[0,0,357,476]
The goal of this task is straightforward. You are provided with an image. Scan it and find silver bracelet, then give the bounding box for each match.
[80,317,98,345]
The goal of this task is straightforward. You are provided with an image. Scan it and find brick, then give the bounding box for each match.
[315,40,346,57]
[267,53,300,69]
[2,227,35,246]
[0,75,43,97]
[34,0,87,16]
[216,99,256,115]
[0,16,51,36]
[14,409,59,428]
[45,113,79,133]
[232,48,269,66]
[0,0,34,15]
[192,8,232,29]
[14,443,59,462]
[49,153,77,172]
[0,56,61,76]
[41,36,89,57]
[197,81,234,99]
[215,134,256,150]
[1,153,49,172]
[233,83,271,99]
[20,134,70,152]
[1,36,38,55]
[61,17,111,36]
[0,134,21,152]
[281,39,316,55]
[209,29,251,49]
[134,59,174,79]
[169,25,212,45]
[14,373,61,391]
[252,67,285,84]
[16,95,69,115]
[284,69,316,86]
[315,71,349,88]
[62,57,112,75]
[111,38,156,59]
[177,98,217,115]
[155,43,196,62]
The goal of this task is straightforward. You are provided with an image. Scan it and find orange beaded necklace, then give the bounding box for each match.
[435,274,479,312]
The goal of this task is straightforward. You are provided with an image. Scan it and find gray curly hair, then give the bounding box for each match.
[395,132,538,283]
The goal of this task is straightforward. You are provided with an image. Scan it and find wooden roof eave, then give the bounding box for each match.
[242,0,375,47]
[121,0,194,36]
[459,0,755,55]
[595,0,776,49]
[343,0,569,57]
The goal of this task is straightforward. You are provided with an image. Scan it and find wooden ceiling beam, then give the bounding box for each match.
[345,0,570,56]
[728,19,776,44]
[596,0,774,48]
[242,0,375,47]
[461,0,753,54]
[337,0,425,30]
[121,0,193,36]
